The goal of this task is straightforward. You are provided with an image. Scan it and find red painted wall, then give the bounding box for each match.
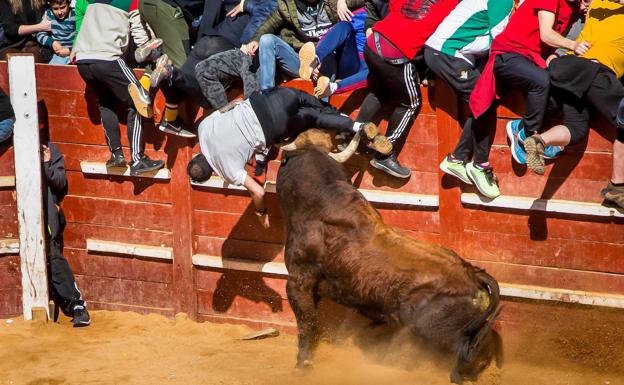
[0,62,622,327]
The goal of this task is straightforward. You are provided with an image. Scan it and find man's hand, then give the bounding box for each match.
[41,145,51,162]
[227,0,244,17]
[38,17,52,33]
[241,41,259,57]
[366,28,373,38]
[257,211,270,229]
[572,40,591,56]
[546,54,558,67]
[312,67,320,81]
[52,41,70,57]
[337,0,353,21]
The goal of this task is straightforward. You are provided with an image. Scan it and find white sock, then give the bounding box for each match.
[329,82,338,94]
[352,122,363,133]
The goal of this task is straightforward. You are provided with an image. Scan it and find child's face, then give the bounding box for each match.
[51,2,69,20]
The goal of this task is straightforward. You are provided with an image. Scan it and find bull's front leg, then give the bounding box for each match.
[286,269,321,368]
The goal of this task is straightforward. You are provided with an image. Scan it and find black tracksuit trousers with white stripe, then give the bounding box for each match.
[356,45,421,153]
[77,59,144,163]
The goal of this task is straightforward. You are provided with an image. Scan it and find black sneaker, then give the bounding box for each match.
[370,153,411,179]
[158,119,196,138]
[72,304,91,327]
[129,156,165,176]
[106,151,127,168]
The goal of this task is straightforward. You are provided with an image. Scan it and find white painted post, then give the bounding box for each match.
[8,54,49,321]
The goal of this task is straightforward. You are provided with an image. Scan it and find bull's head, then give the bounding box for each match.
[280,129,361,163]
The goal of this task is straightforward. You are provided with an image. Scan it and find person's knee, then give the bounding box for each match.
[333,21,353,34]
[533,72,551,93]
[566,122,588,145]
[259,34,279,50]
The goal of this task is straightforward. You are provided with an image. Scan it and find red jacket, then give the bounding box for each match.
[372,0,458,59]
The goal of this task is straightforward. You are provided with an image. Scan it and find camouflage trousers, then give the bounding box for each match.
[195,49,260,110]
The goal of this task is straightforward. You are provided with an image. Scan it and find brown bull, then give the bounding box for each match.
[276,131,502,384]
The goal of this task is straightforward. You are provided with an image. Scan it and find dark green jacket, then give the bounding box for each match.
[251,0,365,51]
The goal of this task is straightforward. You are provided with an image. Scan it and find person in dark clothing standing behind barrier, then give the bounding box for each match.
[355,0,458,179]
[0,89,15,143]
[187,86,392,228]
[42,142,90,327]
[0,0,52,61]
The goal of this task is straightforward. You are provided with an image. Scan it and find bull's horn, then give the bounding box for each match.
[329,131,361,163]
[280,142,297,151]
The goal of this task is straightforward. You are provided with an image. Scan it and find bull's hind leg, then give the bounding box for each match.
[286,268,322,368]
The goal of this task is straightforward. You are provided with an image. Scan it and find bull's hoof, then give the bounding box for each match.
[294,360,314,374]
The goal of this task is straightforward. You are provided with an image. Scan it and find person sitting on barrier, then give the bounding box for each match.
[298,6,369,99]
[0,89,14,144]
[424,0,514,199]
[146,0,277,137]
[74,0,165,176]
[469,0,590,166]
[523,0,624,209]
[355,0,459,179]
[186,86,392,228]
[35,0,75,65]
[41,141,90,327]
[239,0,364,91]
[0,0,52,62]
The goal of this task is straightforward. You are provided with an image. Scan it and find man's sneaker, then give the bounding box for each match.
[439,155,472,185]
[128,82,153,118]
[106,151,127,168]
[466,162,500,199]
[159,119,196,138]
[542,144,564,159]
[524,134,546,175]
[72,304,91,328]
[129,156,165,176]
[506,119,526,164]
[135,38,163,63]
[298,42,318,80]
[601,181,624,209]
[361,122,392,155]
[314,76,331,99]
[370,153,411,179]
[150,54,173,88]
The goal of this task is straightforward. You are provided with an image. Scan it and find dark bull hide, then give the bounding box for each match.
[276,146,503,384]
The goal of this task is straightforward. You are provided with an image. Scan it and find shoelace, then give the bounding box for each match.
[482,167,499,184]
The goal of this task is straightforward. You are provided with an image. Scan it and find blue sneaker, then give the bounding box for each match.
[506,119,526,164]
[543,144,563,159]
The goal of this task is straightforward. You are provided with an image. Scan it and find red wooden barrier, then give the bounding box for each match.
[0,62,622,328]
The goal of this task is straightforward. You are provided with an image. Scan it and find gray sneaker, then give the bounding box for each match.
[370,153,411,179]
[601,181,624,209]
[135,38,163,63]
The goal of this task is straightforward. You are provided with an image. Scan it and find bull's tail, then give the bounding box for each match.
[450,270,503,384]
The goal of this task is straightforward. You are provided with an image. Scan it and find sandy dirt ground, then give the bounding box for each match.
[1,309,623,385]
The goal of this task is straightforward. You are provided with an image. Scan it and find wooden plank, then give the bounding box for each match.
[193,255,624,309]
[80,161,171,179]
[65,248,173,284]
[86,239,173,260]
[193,210,285,244]
[193,254,288,276]
[64,222,173,250]
[63,195,173,232]
[193,236,284,263]
[74,274,174,309]
[67,171,172,204]
[9,54,48,320]
[461,193,624,218]
[0,176,15,187]
[191,175,247,191]
[0,238,19,254]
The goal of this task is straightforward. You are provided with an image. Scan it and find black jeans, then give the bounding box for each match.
[77,59,144,163]
[424,47,492,163]
[494,52,550,134]
[48,237,84,316]
[163,36,236,108]
[559,67,624,144]
[356,45,421,153]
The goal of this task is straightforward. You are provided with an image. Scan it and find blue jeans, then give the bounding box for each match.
[316,21,368,93]
[258,34,300,90]
[49,54,71,65]
[0,118,14,143]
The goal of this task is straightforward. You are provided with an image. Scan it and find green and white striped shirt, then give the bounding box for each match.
[426,0,514,64]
